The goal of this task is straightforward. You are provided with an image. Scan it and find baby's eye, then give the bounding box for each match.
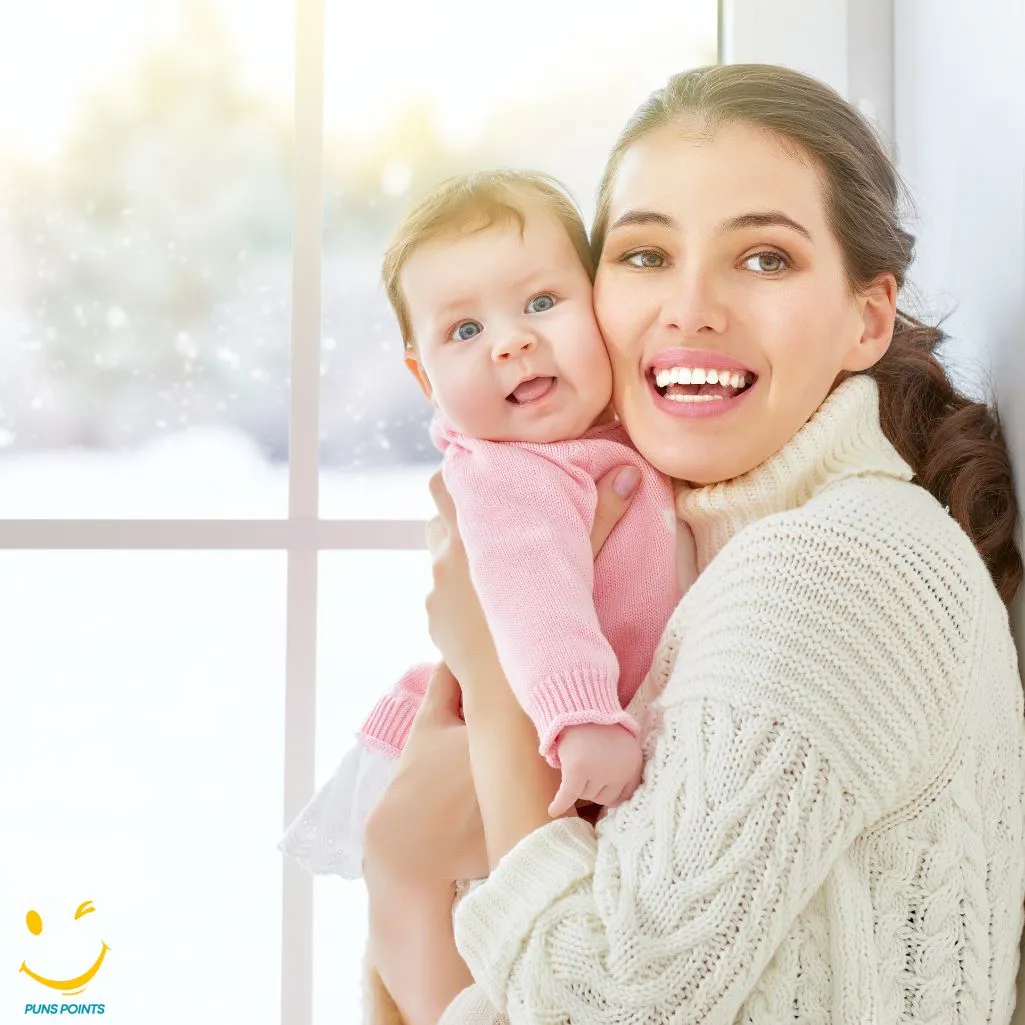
[625,250,665,269]
[526,294,556,314]
[742,251,789,274]
[450,320,482,341]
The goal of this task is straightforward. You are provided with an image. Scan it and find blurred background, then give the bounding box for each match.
[0,0,717,518]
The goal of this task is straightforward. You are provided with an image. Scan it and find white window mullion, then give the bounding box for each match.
[282,0,325,1021]
[0,519,427,550]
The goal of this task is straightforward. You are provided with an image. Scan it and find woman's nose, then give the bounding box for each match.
[658,268,729,336]
[491,330,538,362]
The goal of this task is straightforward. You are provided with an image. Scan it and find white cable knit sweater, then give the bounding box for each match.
[437,376,1025,1025]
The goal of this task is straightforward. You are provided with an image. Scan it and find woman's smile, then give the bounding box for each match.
[645,347,758,418]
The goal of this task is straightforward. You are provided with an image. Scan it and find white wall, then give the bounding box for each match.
[893,3,1025,1018]
[893,0,1025,645]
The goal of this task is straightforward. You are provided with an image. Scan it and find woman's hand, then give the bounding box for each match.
[424,463,642,685]
[363,662,489,884]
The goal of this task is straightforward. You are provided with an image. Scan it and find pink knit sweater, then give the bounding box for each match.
[360,416,683,764]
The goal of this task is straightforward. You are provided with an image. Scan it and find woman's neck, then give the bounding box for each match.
[675,375,915,571]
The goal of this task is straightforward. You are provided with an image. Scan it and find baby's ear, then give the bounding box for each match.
[404,347,433,401]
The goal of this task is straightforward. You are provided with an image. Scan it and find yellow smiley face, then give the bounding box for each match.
[19,901,110,995]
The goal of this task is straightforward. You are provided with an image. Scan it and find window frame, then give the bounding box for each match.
[0,2,892,1022]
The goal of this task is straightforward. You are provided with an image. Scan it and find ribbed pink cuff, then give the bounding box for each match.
[359,696,420,758]
[526,667,639,765]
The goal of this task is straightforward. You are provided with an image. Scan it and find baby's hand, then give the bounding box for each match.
[548,722,643,818]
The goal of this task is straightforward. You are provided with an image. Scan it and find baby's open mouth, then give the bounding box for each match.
[507,376,557,404]
[649,366,756,403]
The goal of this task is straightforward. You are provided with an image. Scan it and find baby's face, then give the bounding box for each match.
[401,205,613,442]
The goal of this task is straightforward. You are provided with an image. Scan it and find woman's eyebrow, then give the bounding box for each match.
[607,208,813,243]
[607,209,678,232]
[720,211,813,241]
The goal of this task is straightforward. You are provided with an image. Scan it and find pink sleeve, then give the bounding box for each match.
[443,443,638,764]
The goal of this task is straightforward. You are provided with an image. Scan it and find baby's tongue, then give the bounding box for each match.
[512,376,555,403]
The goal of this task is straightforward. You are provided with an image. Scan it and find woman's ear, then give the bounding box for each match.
[404,348,434,401]
[843,272,898,372]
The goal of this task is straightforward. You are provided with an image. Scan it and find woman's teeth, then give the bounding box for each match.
[653,367,750,389]
[666,393,727,403]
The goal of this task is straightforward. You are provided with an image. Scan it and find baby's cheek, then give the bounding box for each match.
[435,373,506,437]
[593,287,636,357]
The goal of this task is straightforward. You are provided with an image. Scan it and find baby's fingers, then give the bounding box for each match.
[608,777,640,807]
[548,773,585,818]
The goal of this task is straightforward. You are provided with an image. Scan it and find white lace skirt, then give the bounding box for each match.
[278,740,398,879]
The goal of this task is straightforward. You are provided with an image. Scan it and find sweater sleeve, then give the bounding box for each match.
[442,441,637,763]
[452,502,975,1022]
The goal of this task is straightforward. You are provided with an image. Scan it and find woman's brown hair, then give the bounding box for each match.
[592,64,1021,606]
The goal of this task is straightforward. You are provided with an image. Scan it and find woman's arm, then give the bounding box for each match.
[365,871,471,1025]
[458,648,565,868]
[361,663,485,1025]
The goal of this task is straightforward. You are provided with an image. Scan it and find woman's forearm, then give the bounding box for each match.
[366,876,472,1025]
[462,668,566,867]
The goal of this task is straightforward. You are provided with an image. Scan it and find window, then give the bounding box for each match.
[0,2,746,1022]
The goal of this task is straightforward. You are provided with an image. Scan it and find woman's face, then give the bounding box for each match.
[593,121,895,484]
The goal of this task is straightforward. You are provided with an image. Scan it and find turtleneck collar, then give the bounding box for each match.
[675,375,915,572]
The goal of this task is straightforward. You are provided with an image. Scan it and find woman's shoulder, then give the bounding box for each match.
[808,475,989,592]
[744,474,988,600]
[679,474,996,662]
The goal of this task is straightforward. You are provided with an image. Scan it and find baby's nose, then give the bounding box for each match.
[492,330,538,362]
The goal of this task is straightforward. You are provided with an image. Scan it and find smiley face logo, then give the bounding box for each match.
[19,901,110,995]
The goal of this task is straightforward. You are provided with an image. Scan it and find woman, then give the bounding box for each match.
[364,64,1025,1024]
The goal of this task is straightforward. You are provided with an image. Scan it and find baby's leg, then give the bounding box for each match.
[279,663,435,878]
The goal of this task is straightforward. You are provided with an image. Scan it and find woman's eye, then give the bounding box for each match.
[450,320,482,341]
[526,294,556,314]
[625,250,665,269]
[743,251,789,274]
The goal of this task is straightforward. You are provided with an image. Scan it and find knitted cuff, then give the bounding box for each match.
[453,818,597,1010]
[526,666,639,765]
[437,984,508,1025]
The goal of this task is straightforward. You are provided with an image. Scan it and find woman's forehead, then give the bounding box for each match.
[608,123,827,232]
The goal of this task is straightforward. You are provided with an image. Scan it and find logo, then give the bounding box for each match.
[19,900,108,1016]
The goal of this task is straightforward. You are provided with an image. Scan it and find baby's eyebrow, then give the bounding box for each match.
[432,297,477,320]
[508,268,564,290]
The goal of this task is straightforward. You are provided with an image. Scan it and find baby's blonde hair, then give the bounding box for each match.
[382,170,594,350]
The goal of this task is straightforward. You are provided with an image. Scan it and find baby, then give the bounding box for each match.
[280,170,689,879]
